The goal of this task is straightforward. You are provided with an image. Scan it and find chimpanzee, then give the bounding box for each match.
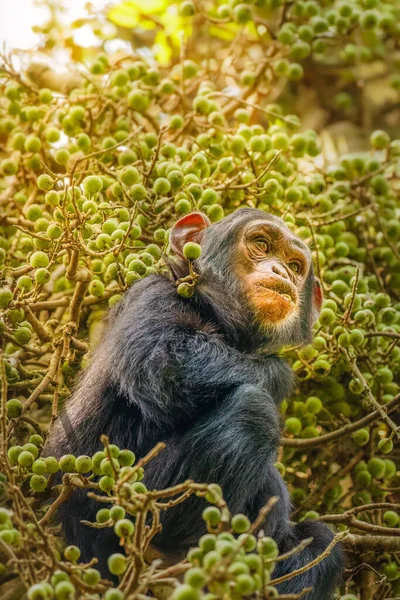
[45,208,344,598]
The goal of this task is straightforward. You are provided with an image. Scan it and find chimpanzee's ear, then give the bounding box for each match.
[170,212,211,258]
[311,279,323,325]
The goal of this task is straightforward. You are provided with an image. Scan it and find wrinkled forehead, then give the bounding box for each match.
[242,218,311,256]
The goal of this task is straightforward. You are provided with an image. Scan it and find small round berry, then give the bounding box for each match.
[96,508,111,523]
[75,455,92,473]
[258,536,278,558]
[180,1,195,16]
[55,580,76,599]
[30,474,48,492]
[114,518,135,538]
[30,251,49,268]
[55,148,70,165]
[47,223,63,240]
[118,449,135,467]
[39,88,53,104]
[172,584,200,600]
[370,129,390,149]
[45,191,60,206]
[184,567,205,589]
[177,283,193,298]
[231,514,251,533]
[83,175,103,195]
[128,90,150,113]
[64,545,81,562]
[105,590,125,600]
[6,399,23,418]
[233,3,252,24]
[45,127,60,143]
[27,583,52,600]
[37,174,54,191]
[120,166,140,186]
[129,184,147,201]
[35,268,51,285]
[288,63,304,81]
[0,288,13,308]
[108,553,128,575]
[285,417,302,436]
[45,456,59,473]
[183,242,201,261]
[110,506,126,521]
[89,280,105,297]
[32,459,47,475]
[383,510,399,527]
[367,458,386,479]
[83,568,101,585]
[59,454,76,473]
[153,177,171,195]
[14,327,32,344]
[18,451,35,468]
[306,396,322,414]
[378,438,393,454]
[99,475,115,492]
[202,506,221,526]
[29,434,44,447]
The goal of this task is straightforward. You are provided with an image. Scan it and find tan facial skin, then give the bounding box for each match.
[236,220,312,327]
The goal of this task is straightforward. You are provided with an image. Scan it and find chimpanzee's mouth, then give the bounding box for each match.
[269,289,295,304]
[259,283,296,304]
[279,292,294,303]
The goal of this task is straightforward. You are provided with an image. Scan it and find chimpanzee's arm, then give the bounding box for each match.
[142,380,290,546]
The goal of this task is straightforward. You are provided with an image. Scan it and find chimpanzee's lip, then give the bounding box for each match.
[279,292,295,303]
[258,282,297,303]
[271,289,295,304]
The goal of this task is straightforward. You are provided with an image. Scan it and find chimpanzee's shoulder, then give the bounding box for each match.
[110,274,176,317]
[108,274,217,339]
[124,273,175,301]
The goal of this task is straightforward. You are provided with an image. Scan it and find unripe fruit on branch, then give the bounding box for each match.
[351,428,370,446]
[107,553,127,575]
[37,174,54,191]
[30,251,49,268]
[202,506,221,526]
[177,283,194,298]
[6,399,22,418]
[183,242,201,261]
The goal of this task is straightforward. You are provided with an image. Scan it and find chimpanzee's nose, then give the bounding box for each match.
[271,262,289,279]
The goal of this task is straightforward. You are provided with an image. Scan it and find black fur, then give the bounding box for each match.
[45,209,344,598]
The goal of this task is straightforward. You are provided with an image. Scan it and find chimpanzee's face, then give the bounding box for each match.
[237,218,313,328]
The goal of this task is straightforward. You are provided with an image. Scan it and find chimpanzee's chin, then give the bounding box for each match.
[256,310,307,350]
[258,299,296,327]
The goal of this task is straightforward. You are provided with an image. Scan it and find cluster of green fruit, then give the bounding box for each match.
[0,0,400,596]
[351,457,397,503]
[171,514,280,600]
[27,570,123,600]
[3,436,298,600]
[177,0,400,99]
[7,434,138,493]
[1,60,399,351]
[0,505,20,575]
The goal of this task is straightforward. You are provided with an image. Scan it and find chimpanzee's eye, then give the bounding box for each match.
[288,260,301,273]
[255,239,270,253]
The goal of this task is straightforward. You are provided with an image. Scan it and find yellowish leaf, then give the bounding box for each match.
[154,31,172,65]
[209,24,237,41]
[107,3,139,28]
[126,0,167,13]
